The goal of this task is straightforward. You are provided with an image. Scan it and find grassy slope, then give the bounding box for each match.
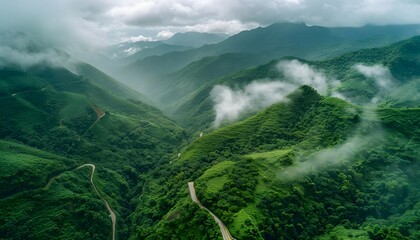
[0,140,75,198]
[0,64,186,239]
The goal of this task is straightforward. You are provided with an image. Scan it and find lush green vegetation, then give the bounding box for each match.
[1,31,419,240]
[173,36,420,131]
[1,165,121,240]
[128,87,419,239]
[0,62,186,239]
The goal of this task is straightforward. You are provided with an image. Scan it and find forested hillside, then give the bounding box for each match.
[130,86,420,239]
[173,36,420,131]
[1,26,419,240]
[0,58,186,239]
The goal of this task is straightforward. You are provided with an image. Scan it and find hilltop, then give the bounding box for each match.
[172,35,420,131]
[129,86,420,239]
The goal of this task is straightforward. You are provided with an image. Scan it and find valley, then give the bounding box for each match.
[1,5,419,240]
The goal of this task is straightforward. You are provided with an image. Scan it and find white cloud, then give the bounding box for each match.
[277,59,330,94]
[0,0,110,62]
[281,100,386,181]
[123,35,153,43]
[106,0,420,29]
[184,20,259,35]
[211,59,342,127]
[282,120,383,181]
[211,81,296,127]
[156,30,175,40]
[353,63,396,103]
[1,0,420,60]
[354,64,394,90]
[0,32,77,71]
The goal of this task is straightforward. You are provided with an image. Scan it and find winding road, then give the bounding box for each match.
[44,164,116,240]
[188,182,236,240]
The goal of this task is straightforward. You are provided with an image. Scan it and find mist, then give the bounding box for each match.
[354,63,396,103]
[211,81,297,127]
[0,32,77,72]
[0,0,109,66]
[277,59,332,95]
[280,64,396,181]
[281,107,383,181]
[211,59,341,127]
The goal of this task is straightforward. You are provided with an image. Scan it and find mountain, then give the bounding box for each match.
[122,43,191,63]
[172,35,420,131]
[1,27,420,240]
[103,32,227,64]
[102,40,164,59]
[118,23,420,100]
[150,52,266,109]
[162,32,228,47]
[0,42,186,239]
[129,86,420,239]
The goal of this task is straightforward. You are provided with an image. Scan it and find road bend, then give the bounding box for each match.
[188,182,236,240]
[45,164,116,240]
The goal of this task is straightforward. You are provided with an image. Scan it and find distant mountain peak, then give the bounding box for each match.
[163,32,228,47]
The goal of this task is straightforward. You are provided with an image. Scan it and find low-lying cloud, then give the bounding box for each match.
[354,63,396,103]
[0,32,76,71]
[211,59,340,127]
[280,64,395,181]
[211,81,297,127]
[281,111,383,181]
[278,59,331,95]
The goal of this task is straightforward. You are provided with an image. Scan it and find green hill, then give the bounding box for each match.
[1,29,420,240]
[151,52,268,110]
[172,36,420,131]
[129,86,420,239]
[0,49,186,239]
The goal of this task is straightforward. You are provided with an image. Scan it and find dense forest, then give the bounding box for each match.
[0,25,419,240]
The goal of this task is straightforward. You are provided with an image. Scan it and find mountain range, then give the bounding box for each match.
[114,23,420,104]
[0,23,419,240]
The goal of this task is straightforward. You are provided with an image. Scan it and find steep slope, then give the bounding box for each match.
[0,58,186,239]
[73,62,150,102]
[173,35,420,131]
[129,86,420,239]
[119,23,420,100]
[152,52,267,108]
[0,140,115,240]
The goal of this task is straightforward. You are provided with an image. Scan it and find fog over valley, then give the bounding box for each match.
[1,1,419,240]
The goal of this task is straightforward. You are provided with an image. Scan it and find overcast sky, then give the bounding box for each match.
[1,0,420,55]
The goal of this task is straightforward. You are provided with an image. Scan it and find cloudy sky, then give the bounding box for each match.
[1,0,420,54]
